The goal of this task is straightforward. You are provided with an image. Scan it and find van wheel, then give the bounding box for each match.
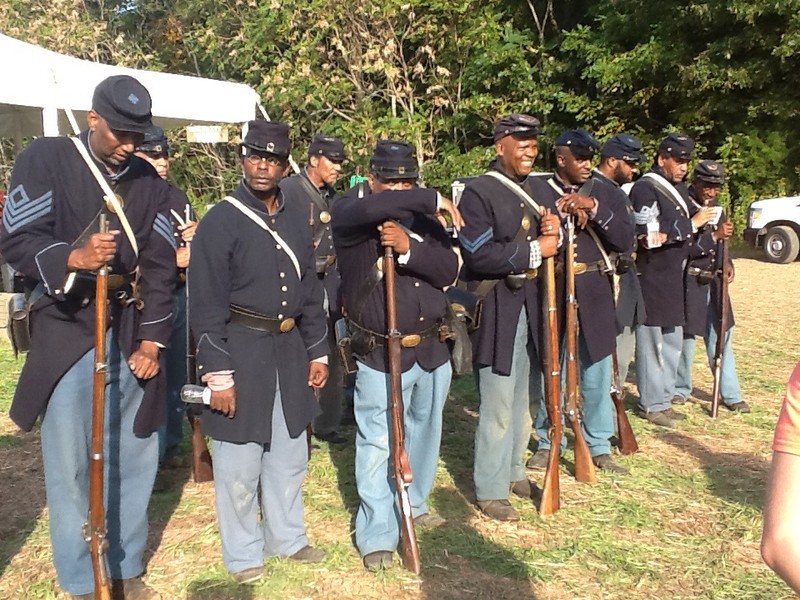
[763,225,800,264]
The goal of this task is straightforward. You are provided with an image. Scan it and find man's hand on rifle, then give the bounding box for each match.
[538,211,560,258]
[714,219,733,241]
[180,220,197,243]
[176,246,190,269]
[308,362,329,391]
[128,340,160,379]
[434,194,464,232]
[210,385,236,418]
[67,230,120,271]
[379,221,410,254]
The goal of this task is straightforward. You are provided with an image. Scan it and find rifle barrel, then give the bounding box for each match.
[88,214,112,600]
[384,245,421,573]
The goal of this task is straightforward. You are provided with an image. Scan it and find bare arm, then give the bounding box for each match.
[762,450,800,594]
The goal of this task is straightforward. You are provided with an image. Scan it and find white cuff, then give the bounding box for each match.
[312,356,329,365]
[529,240,543,269]
[397,248,412,264]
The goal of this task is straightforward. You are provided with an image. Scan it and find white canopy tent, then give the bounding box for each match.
[0,33,260,143]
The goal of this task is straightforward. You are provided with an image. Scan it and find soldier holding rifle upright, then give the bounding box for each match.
[527,129,634,475]
[675,160,747,412]
[0,75,175,599]
[189,121,329,584]
[331,140,461,571]
[457,114,560,521]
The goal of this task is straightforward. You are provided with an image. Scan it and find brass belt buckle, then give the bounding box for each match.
[107,274,124,289]
[573,262,587,275]
[279,317,296,333]
[400,334,421,348]
[525,268,538,279]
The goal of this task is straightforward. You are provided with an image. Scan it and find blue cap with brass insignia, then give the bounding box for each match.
[369,140,419,180]
[139,125,169,155]
[92,75,152,133]
[601,133,644,163]
[554,129,601,158]
[240,120,292,158]
[493,114,540,142]
[308,135,345,161]
[693,159,724,185]
[657,133,694,160]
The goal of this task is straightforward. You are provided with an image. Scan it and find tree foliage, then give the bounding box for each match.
[2,0,799,225]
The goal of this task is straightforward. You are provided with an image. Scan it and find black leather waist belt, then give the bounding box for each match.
[348,318,443,348]
[687,266,714,279]
[573,259,611,275]
[229,304,296,333]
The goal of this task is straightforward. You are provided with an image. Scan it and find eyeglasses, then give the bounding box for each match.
[245,153,283,166]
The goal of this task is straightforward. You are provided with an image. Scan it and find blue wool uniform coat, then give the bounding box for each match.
[591,169,646,330]
[630,166,695,328]
[280,171,341,316]
[331,185,457,374]
[528,174,635,363]
[189,183,328,444]
[0,131,176,434]
[457,168,559,376]
[683,188,721,336]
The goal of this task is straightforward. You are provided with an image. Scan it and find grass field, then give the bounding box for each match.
[0,250,797,599]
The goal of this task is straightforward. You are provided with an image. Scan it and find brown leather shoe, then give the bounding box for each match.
[115,577,162,600]
[637,409,677,428]
[664,408,686,421]
[525,449,549,470]
[510,479,535,499]
[477,499,520,522]
[289,545,326,563]
[415,512,446,528]
[725,401,751,413]
[363,550,393,572]
[591,453,629,475]
[232,566,265,585]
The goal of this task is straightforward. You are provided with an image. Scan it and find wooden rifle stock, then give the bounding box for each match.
[86,214,112,600]
[710,238,729,418]
[183,204,213,483]
[611,352,638,455]
[539,254,562,516]
[564,217,597,484]
[384,246,421,574]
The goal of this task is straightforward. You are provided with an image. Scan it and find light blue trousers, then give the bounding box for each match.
[635,324,683,412]
[211,384,310,574]
[534,335,614,457]
[474,311,540,501]
[676,326,742,406]
[40,332,158,596]
[353,360,451,556]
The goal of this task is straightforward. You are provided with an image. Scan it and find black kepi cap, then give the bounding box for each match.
[601,133,643,163]
[554,129,601,159]
[493,114,540,142]
[139,125,169,154]
[657,133,694,160]
[369,140,418,180]
[693,159,725,185]
[308,135,345,161]
[240,120,291,158]
[92,75,152,133]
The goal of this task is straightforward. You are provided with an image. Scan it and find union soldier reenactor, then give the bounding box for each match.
[526,129,634,474]
[189,121,329,584]
[0,75,176,599]
[457,114,560,521]
[331,140,461,570]
[135,125,198,474]
[630,133,712,428]
[280,134,348,444]
[592,133,646,388]
[675,160,747,411]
